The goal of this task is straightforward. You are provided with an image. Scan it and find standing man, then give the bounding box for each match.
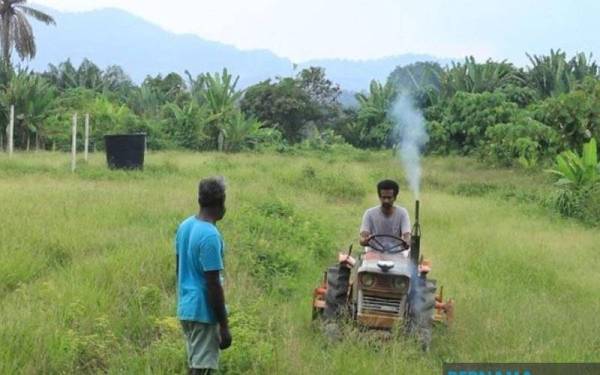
[176,177,232,374]
[359,179,411,252]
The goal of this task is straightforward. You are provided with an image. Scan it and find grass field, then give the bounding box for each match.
[1,149,599,374]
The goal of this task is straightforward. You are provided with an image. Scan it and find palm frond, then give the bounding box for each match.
[14,5,55,25]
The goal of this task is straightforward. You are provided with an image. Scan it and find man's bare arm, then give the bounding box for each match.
[402,232,411,249]
[359,230,372,246]
[205,270,232,349]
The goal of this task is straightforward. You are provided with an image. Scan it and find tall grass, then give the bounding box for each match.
[0,150,598,374]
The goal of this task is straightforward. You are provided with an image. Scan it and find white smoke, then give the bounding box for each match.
[390,92,429,200]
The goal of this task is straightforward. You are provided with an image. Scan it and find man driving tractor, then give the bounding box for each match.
[359,179,411,253]
[312,178,454,350]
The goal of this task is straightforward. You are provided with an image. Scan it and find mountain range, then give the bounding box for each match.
[29,6,452,91]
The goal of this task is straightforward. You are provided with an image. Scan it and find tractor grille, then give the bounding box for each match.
[361,295,403,315]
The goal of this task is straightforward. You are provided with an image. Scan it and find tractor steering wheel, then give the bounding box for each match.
[367,234,409,253]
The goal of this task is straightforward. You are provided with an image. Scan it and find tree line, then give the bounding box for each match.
[0,49,599,164]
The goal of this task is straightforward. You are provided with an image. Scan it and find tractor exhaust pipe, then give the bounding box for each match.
[410,200,421,266]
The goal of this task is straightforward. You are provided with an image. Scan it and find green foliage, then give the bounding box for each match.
[0,1,55,67]
[438,56,523,99]
[483,117,560,167]
[297,66,341,107]
[241,67,342,144]
[526,49,572,97]
[547,138,600,223]
[241,78,316,142]
[2,51,600,164]
[351,80,396,148]
[552,184,600,224]
[241,77,315,142]
[498,84,538,108]
[198,69,242,147]
[162,101,207,150]
[547,138,599,188]
[387,62,443,106]
[424,120,449,155]
[221,112,278,152]
[526,50,598,98]
[45,59,134,99]
[141,72,188,105]
[532,78,600,150]
[579,183,600,225]
[0,69,56,149]
[432,91,518,155]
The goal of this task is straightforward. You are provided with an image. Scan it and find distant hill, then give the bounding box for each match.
[29,6,450,91]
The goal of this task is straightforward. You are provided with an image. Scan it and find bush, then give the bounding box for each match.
[483,117,560,166]
[548,138,600,224]
[580,184,600,225]
[425,120,450,154]
[498,84,538,108]
[532,78,600,150]
[552,184,600,224]
[430,91,520,155]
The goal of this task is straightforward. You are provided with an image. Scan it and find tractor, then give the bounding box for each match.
[312,200,454,350]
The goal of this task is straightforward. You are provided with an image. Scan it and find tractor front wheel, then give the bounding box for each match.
[323,266,351,320]
[407,278,436,351]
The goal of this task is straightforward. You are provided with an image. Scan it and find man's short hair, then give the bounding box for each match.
[198,177,226,208]
[377,179,399,197]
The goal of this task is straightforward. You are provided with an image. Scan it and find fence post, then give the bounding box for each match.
[8,105,14,158]
[84,113,90,162]
[71,113,77,172]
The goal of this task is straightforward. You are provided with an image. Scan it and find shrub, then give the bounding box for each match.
[433,91,520,155]
[547,138,599,188]
[548,138,600,224]
[579,184,600,225]
[532,78,600,150]
[498,84,538,108]
[483,117,560,166]
[425,120,449,155]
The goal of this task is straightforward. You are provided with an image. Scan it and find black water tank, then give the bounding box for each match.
[104,133,146,170]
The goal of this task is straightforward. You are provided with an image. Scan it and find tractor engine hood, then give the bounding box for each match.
[358,251,413,277]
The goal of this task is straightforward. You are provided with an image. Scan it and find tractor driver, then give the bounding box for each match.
[359,179,411,253]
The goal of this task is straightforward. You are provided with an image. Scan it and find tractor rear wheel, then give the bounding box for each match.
[407,278,436,351]
[323,265,351,320]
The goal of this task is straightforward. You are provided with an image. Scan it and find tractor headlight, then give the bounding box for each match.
[393,277,408,292]
[360,273,375,287]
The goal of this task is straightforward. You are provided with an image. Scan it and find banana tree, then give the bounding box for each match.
[526,49,572,97]
[354,80,396,148]
[220,111,263,152]
[438,56,522,99]
[163,101,208,150]
[0,69,55,150]
[547,138,599,188]
[198,68,243,149]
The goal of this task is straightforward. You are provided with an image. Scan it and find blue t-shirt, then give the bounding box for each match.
[175,215,224,323]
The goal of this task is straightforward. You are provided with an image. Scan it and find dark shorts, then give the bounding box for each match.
[181,320,220,369]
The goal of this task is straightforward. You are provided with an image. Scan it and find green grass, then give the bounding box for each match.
[1,150,599,374]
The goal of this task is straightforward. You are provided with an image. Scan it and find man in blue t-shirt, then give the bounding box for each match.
[175,177,231,374]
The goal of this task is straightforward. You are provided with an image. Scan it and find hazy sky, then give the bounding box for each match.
[34,0,600,64]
